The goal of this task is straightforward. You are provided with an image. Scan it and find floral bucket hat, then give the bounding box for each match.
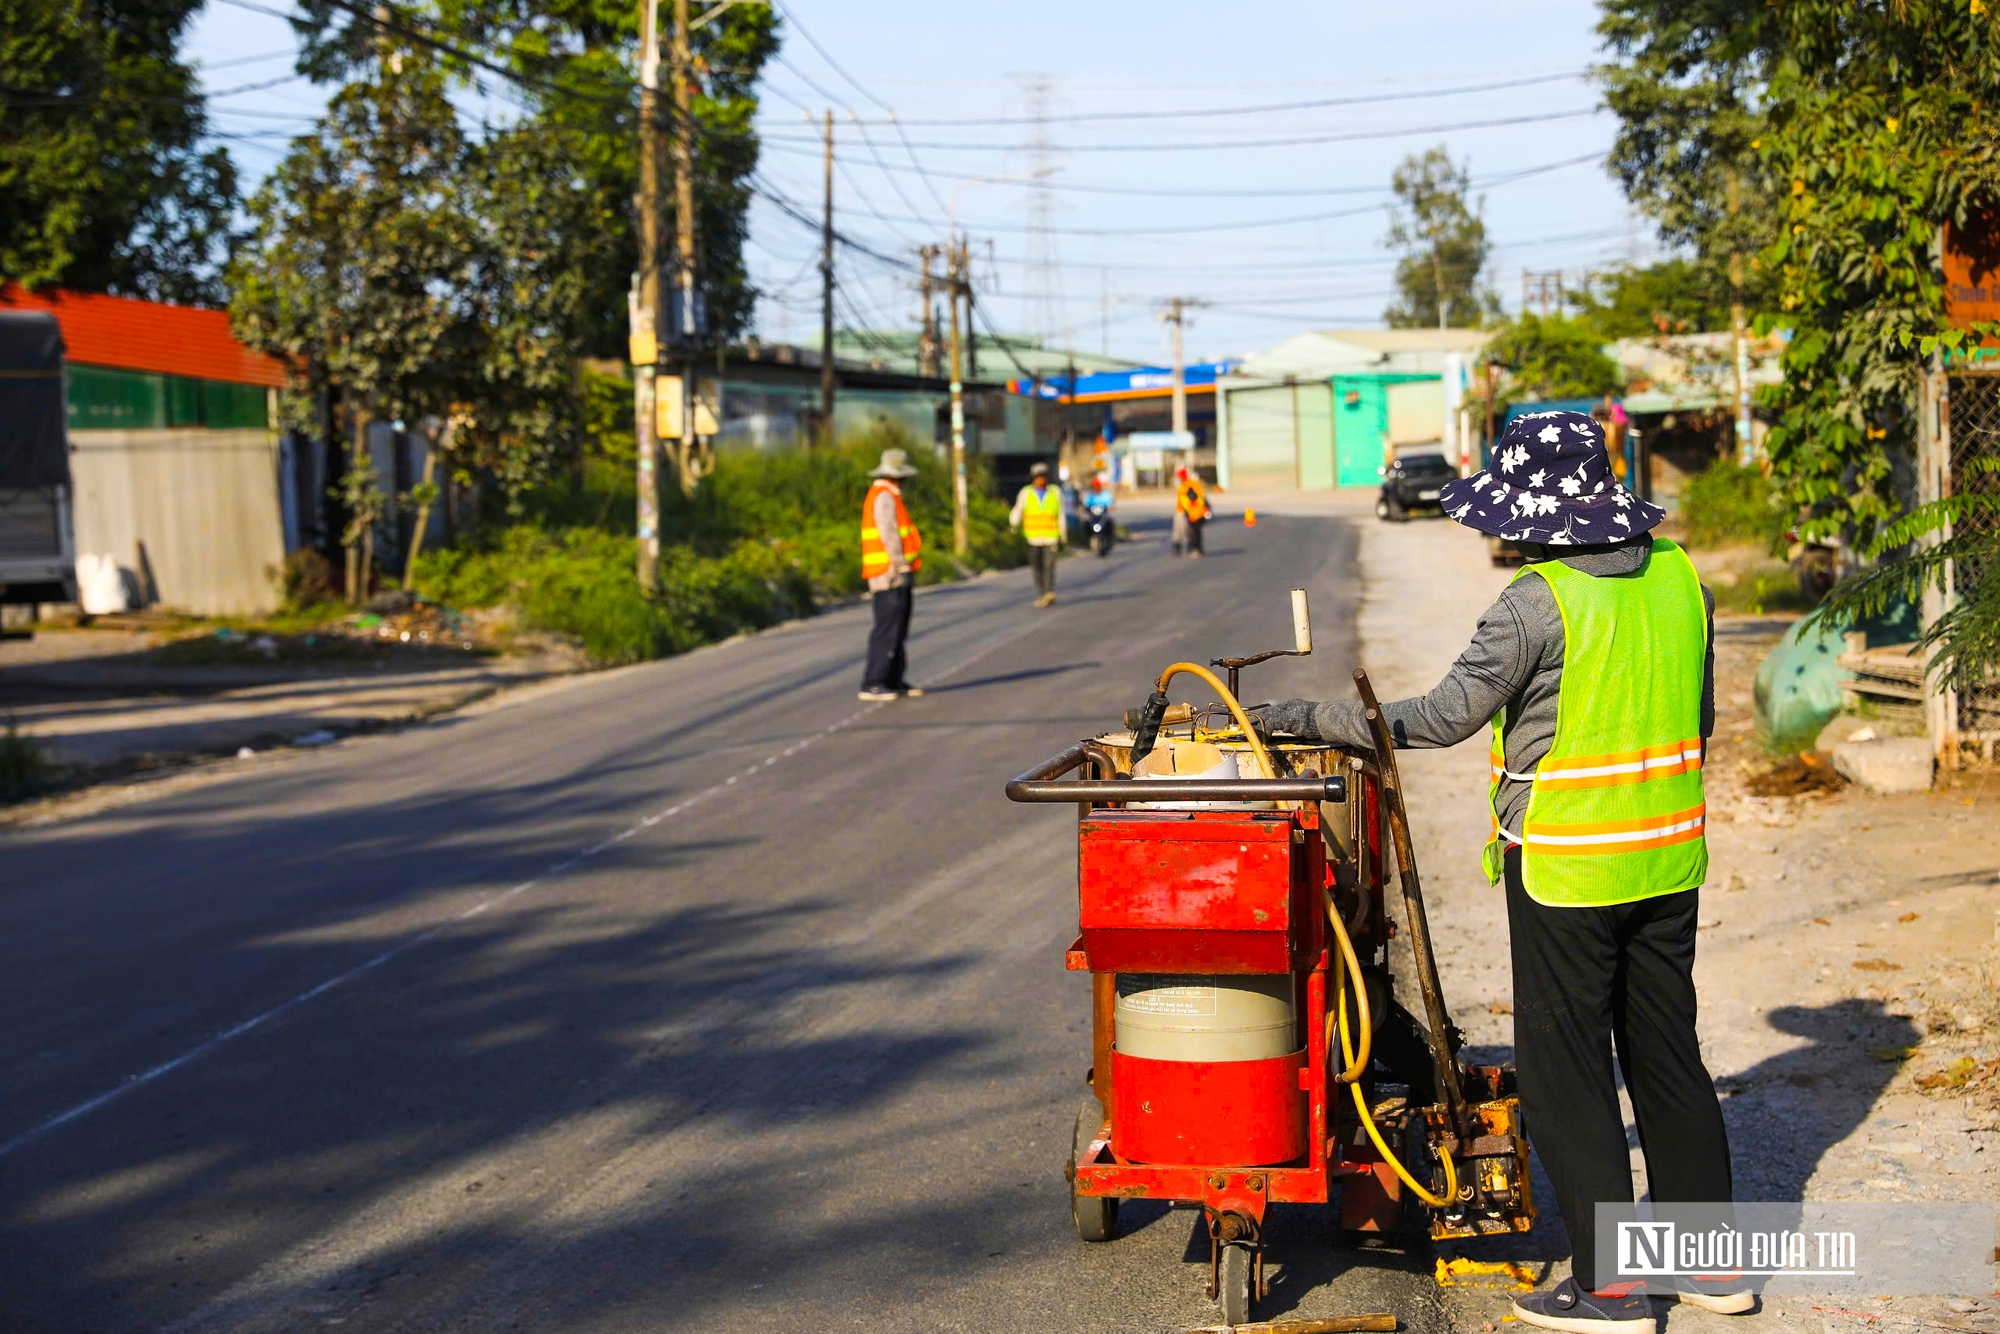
[1438,409,1666,544]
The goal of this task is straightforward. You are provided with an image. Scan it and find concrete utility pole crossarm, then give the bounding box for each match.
[631,0,663,590]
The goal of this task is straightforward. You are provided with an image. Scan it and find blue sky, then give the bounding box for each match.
[185,0,1650,366]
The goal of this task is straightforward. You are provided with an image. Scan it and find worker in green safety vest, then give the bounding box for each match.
[1254,411,1744,1334]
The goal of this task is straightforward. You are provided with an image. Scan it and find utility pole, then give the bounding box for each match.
[917,244,940,379]
[819,109,836,443]
[1158,297,1208,438]
[631,0,663,590]
[947,237,969,557]
[1728,170,1752,465]
[963,246,978,380]
[670,0,701,492]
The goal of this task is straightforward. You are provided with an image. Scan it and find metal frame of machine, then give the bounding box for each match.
[1006,621,1534,1327]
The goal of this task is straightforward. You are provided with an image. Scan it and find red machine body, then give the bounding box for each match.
[1065,796,1408,1235]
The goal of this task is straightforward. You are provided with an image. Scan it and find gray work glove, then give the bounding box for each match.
[1249,698,1322,740]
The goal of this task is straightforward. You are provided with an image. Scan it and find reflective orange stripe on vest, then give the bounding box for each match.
[861,480,923,578]
[1521,802,1707,856]
[1530,739,1704,791]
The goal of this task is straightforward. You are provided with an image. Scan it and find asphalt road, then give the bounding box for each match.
[0,512,1446,1334]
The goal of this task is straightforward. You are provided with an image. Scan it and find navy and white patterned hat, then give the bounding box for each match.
[1438,409,1666,545]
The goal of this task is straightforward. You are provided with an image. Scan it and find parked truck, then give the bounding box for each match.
[0,310,76,612]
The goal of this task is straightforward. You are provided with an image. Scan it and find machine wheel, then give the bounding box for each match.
[1094,533,1113,557]
[1381,492,1408,523]
[1219,1243,1256,1326]
[1071,1101,1119,1243]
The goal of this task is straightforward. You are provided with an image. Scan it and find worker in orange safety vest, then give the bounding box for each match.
[1173,466,1210,558]
[858,449,924,702]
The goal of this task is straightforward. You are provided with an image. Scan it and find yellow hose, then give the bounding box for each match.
[1321,883,1459,1206]
[1147,658,1458,1210]
[1151,662,1276,779]
[1323,888,1371,1084]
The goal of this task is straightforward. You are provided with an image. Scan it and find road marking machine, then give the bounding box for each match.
[1004,591,1535,1327]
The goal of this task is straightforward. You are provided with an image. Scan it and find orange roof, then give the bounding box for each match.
[0,285,288,389]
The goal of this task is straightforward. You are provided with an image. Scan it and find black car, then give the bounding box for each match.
[1376,450,1457,521]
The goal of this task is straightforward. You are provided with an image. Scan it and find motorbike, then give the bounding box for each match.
[1081,498,1116,556]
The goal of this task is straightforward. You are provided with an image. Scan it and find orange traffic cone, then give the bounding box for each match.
[1244,507,1258,529]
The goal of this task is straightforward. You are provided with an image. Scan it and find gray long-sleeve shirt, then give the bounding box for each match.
[866,484,908,593]
[1310,537,1715,834]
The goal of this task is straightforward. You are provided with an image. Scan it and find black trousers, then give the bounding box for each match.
[862,583,913,690]
[1504,847,1733,1292]
[1185,516,1205,553]
[1029,544,1059,596]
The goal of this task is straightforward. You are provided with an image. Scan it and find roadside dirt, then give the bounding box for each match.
[1350,515,2000,1334]
[0,608,585,827]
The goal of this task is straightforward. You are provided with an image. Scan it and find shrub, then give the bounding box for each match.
[1680,461,1788,553]
[413,420,1024,665]
[273,548,339,610]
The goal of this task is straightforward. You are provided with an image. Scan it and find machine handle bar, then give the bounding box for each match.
[1005,742,1349,805]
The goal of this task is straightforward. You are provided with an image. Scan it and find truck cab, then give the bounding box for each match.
[0,311,77,610]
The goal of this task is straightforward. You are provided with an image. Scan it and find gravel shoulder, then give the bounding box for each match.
[1348,514,2000,1334]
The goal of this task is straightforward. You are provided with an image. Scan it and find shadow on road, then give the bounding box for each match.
[0,766,998,1330]
[924,663,1101,694]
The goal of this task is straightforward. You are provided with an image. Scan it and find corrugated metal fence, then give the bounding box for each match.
[70,428,286,615]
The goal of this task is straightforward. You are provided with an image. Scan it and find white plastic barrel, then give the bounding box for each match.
[1113,974,1296,1061]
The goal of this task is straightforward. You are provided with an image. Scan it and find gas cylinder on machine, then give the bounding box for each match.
[1111,973,1308,1166]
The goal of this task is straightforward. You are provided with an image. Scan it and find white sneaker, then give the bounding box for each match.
[857,689,897,702]
[1669,1287,1755,1314]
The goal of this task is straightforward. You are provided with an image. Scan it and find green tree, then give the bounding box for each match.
[1382,145,1497,329]
[230,51,479,593]
[1756,0,2000,541]
[1594,0,1779,310]
[0,0,237,302]
[1481,313,1625,401]
[1569,258,1735,338]
[1756,0,2000,693]
[453,122,602,497]
[288,0,779,357]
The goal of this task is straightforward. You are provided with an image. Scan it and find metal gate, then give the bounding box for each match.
[1925,367,2000,763]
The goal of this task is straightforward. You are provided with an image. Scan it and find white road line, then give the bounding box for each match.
[0,603,1041,1162]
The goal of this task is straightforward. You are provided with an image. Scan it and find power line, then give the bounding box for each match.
[756,145,1604,201]
[197,45,302,72]
[766,1,894,113]
[758,107,1602,153]
[763,3,953,216]
[751,151,1605,240]
[777,70,1588,127]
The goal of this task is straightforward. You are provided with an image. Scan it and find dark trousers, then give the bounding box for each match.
[1186,517,1205,553]
[1504,847,1733,1292]
[862,583,913,690]
[1029,544,1059,596]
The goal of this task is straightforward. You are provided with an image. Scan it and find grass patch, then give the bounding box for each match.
[0,719,46,802]
[1680,461,1788,552]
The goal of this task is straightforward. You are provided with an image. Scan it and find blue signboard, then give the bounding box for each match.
[1009,362,1237,401]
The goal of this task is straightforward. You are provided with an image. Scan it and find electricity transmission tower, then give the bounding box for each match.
[1018,73,1065,353]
